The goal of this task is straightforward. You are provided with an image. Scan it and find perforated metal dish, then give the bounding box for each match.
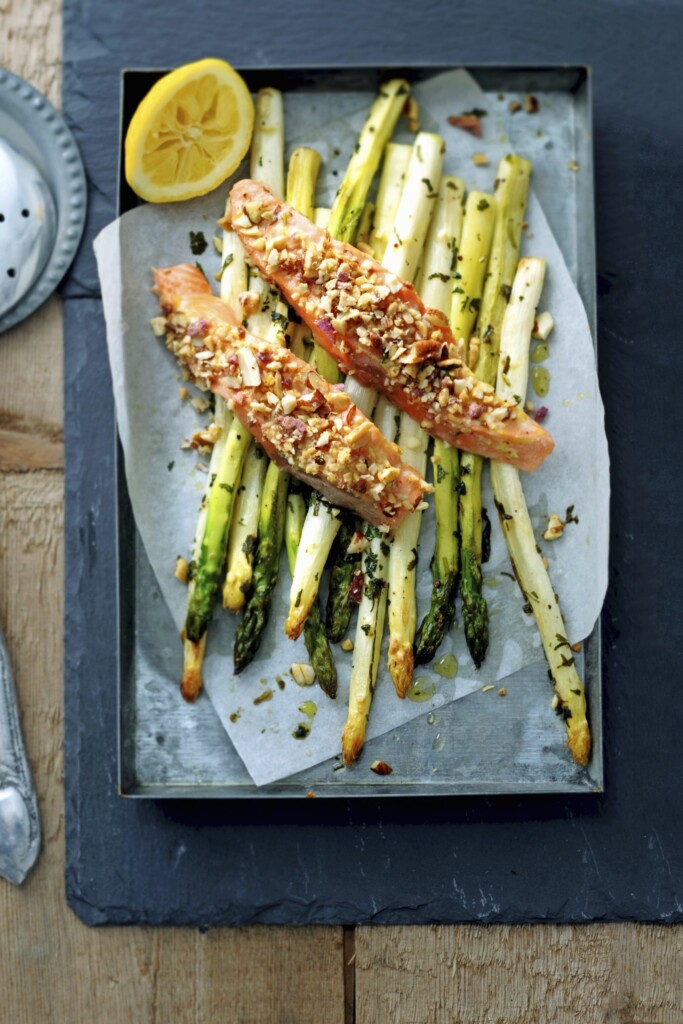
[0,68,87,334]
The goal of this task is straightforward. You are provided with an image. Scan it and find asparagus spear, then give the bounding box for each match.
[329,79,410,243]
[388,176,465,690]
[222,90,286,613]
[322,150,413,643]
[369,142,411,258]
[284,113,414,638]
[285,482,337,698]
[490,258,591,766]
[179,193,252,699]
[449,190,496,365]
[233,147,323,671]
[340,399,396,766]
[459,155,531,668]
[382,146,462,696]
[233,461,288,673]
[341,134,443,760]
[281,195,337,696]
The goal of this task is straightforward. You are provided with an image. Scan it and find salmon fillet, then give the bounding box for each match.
[228,180,554,472]
[152,264,428,527]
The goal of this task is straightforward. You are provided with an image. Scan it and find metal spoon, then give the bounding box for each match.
[0,624,40,884]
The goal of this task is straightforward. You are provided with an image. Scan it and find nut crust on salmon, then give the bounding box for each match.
[152,264,428,527]
[228,179,554,472]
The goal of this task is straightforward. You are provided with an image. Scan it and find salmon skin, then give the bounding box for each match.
[229,180,554,472]
[152,264,428,527]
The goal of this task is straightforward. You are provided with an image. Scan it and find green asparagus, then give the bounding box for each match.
[285,90,414,639]
[222,89,286,613]
[233,460,288,673]
[234,145,324,671]
[179,182,252,698]
[400,175,465,667]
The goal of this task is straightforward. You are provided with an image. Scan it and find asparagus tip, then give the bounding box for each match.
[388,639,413,699]
[180,635,205,702]
[568,719,592,767]
[341,719,366,766]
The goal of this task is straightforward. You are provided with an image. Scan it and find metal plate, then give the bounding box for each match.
[0,68,87,335]
[116,65,602,798]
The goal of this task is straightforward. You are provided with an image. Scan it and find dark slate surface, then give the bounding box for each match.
[63,0,683,925]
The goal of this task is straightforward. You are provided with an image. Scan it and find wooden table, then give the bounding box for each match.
[1,4,681,1021]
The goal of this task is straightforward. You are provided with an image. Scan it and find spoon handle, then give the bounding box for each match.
[0,624,40,884]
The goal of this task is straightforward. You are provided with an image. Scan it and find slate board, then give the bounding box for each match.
[63,0,683,925]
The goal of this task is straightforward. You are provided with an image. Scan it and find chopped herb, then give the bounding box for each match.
[222,253,234,271]
[167,460,175,472]
[476,198,490,211]
[194,261,208,280]
[189,230,208,255]
[428,271,450,282]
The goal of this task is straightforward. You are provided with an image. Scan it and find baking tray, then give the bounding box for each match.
[116,64,602,798]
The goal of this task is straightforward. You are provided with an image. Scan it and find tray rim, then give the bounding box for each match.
[115,61,602,799]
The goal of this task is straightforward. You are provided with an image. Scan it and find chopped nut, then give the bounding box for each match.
[523,93,540,114]
[498,688,507,697]
[370,760,393,776]
[340,639,354,652]
[508,99,522,114]
[281,393,298,415]
[237,347,262,386]
[532,311,554,341]
[190,395,210,414]
[472,152,489,166]
[346,531,368,555]
[238,290,261,316]
[571,642,582,653]
[482,684,495,693]
[179,386,189,401]
[291,662,315,687]
[543,513,565,541]
[468,336,481,369]
[174,556,190,583]
[150,316,167,337]
[567,159,580,172]
[212,234,223,254]
[244,201,263,224]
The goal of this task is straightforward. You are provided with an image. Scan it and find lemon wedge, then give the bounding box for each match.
[124,58,254,203]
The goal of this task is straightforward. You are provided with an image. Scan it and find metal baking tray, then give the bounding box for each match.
[116,64,602,798]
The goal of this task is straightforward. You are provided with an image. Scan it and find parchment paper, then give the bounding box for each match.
[94,70,609,786]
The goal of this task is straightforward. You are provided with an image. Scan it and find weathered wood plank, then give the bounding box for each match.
[0,471,345,1024]
[355,924,683,1024]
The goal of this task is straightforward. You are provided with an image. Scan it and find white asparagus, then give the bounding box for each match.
[288,135,443,639]
[489,257,591,767]
[340,398,397,765]
[387,176,465,696]
[341,134,444,761]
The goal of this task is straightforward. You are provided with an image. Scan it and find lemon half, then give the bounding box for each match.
[125,58,254,203]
